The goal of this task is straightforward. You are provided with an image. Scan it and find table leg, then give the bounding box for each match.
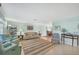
[61,35,62,44]
[72,38,74,46]
[77,37,78,46]
[63,37,64,44]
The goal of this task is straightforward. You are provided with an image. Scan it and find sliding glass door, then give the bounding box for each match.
[0,18,4,42]
[0,6,6,42]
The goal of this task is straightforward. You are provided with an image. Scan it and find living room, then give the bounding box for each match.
[0,3,79,55]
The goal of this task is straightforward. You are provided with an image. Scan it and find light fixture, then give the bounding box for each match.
[8,25,11,27]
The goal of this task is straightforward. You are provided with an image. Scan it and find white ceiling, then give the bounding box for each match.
[2,3,79,24]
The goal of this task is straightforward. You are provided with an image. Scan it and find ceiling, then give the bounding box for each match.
[1,3,79,24]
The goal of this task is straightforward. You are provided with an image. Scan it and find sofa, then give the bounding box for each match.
[23,32,40,40]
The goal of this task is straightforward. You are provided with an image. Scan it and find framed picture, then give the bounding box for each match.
[27,25,33,30]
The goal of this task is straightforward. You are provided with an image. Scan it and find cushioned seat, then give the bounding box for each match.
[53,33,60,44]
[23,32,40,40]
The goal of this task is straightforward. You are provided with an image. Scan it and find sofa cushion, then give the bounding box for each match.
[23,32,40,40]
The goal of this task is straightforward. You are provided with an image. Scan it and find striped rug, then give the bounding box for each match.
[20,38,53,55]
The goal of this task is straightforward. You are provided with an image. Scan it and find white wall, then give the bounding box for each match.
[6,19,47,36]
[53,16,79,33]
